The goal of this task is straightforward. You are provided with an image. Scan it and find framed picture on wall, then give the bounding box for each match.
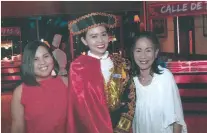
[203,15,207,37]
[152,18,167,38]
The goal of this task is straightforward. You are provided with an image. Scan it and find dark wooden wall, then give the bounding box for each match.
[2,1,142,18]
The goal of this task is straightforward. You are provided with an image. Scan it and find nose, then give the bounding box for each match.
[139,51,146,59]
[38,58,46,65]
[97,36,104,43]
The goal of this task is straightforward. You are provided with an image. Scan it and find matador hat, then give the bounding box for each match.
[68,12,118,35]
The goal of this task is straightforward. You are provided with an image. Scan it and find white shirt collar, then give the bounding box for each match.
[88,51,109,60]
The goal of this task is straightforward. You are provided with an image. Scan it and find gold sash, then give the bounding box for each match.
[114,81,136,133]
[104,54,128,111]
[103,54,136,133]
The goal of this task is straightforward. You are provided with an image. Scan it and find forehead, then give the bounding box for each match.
[135,37,154,48]
[35,46,49,56]
[86,25,107,35]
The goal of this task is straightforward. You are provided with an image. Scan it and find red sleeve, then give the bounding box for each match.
[67,61,87,133]
[67,56,113,133]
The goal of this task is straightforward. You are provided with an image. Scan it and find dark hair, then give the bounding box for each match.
[21,40,59,86]
[130,31,163,77]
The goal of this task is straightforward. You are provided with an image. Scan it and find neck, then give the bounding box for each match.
[139,68,152,78]
[88,51,108,58]
[91,52,105,57]
[36,75,53,82]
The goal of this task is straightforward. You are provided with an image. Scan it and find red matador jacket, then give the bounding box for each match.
[67,54,136,133]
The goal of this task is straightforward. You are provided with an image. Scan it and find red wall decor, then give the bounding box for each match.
[1,27,21,36]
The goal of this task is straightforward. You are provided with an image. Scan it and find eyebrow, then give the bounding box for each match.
[135,48,142,50]
[89,31,107,36]
[135,47,153,50]
[145,47,153,49]
[34,53,49,58]
[43,53,50,56]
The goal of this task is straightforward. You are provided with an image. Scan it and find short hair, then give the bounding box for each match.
[21,40,59,86]
[130,31,163,77]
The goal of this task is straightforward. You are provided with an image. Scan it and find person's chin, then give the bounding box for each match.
[102,48,108,53]
[95,50,106,55]
[139,64,151,70]
[40,75,53,79]
[37,71,52,77]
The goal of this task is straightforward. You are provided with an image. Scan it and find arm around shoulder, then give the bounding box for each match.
[11,84,25,133]
[67,60,86,133]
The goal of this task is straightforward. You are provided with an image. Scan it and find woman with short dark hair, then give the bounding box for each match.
[21,41,59,85]
[11,40,68,133]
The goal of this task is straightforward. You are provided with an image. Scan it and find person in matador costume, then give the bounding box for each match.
[67,12,136,133]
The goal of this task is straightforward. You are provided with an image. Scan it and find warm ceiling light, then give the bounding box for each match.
[134,15,140,23]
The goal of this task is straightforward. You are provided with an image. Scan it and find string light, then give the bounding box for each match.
[1,41,12,49]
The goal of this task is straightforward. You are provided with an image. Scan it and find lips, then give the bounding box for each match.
[97,44,105,49]
[139,61,148,64]
[39,66,48,71]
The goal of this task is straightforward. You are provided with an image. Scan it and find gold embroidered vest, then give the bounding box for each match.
[103,54,136,133]
[104,54,128,111]
[114,80,136,133]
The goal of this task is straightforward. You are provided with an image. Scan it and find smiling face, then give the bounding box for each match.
[81,25,109,57]
[33,46,54,80]
[133,37,159,71]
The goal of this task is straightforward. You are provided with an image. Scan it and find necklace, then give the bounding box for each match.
[138,75,153,85]
[139,75,151,81]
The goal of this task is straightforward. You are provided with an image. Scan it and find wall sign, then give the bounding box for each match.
[1,27,21,36]
[148,1,207,18]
